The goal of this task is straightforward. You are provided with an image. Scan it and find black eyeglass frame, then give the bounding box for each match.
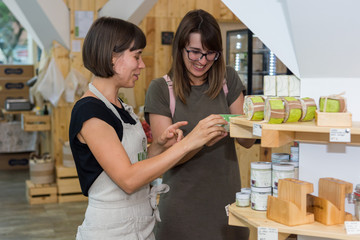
[184,48,220,61]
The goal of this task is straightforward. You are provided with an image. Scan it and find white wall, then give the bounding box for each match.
[301,78,360,217]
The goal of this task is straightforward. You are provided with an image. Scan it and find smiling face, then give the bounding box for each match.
[112,48,145,88]
[182,33,216,84]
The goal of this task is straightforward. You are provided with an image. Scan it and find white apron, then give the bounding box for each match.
[76,83,169,240]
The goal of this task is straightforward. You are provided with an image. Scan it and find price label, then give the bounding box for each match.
[224,204,230,217]
[253,123,262,137]
[329,128,351,142]
[344,221,360,235]
[258,227,278,240]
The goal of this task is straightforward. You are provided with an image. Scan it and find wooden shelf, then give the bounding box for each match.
[228,203,360,240]
[230,116,360,148]
[1,109,33,115]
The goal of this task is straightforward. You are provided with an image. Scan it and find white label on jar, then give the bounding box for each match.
[272,170,295,188]
[251,192,271,211]
[251,169,272,187]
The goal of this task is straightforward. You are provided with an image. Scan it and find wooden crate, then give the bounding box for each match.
[25,180,57,205]
[21,114,51,131]
[315,110,352,127]
[56,165,87,203]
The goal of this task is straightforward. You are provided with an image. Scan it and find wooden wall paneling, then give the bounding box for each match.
[219,2,239,22]
[195,0,218,18]
[141,16,155,88]
[151,0,170,17]
[168,0,196,18]
[153,17,179,78]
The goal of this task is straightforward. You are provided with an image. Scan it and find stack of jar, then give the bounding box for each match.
[271,153,295,198]
[246,144,299,211]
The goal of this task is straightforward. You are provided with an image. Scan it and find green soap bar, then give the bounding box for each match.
[287,108,302,122]
[251,96,265,103]
[319,98,340,112]
[252,111,264,121]
[219,114,241,131]
[302,106,316,121]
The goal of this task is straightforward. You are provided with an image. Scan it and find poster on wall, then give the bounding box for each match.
[75,11,94,38]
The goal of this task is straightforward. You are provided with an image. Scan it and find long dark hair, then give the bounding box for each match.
[169,9,225,104]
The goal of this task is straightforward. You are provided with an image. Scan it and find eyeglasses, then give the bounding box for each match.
[184,48,220,61]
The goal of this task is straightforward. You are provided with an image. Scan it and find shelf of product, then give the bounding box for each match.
[229,116,360,148]
[228,203,360,240]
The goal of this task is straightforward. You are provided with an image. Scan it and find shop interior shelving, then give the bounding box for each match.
[228,204,360,240]
[230,116,360,148]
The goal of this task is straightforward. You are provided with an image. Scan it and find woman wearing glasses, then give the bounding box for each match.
[145,9,252,240]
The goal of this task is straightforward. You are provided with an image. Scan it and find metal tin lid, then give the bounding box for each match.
[271,153,290,161]
[241,187,251,194]
[281,161,299,167]
[251,161,272,169]
[272,163,294,171]
[236,192,250,199]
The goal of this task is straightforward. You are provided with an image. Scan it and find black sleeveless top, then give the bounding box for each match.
[69,97,136,196]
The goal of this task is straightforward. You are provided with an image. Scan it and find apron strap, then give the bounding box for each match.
[88,83,123,122]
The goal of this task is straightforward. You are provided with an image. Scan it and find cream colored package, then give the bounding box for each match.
[276,75,289,97]
[288,75,301,97]
[263,75,276,96]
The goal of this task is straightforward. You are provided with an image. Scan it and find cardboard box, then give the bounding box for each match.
[0,152,32,170]
[0,65,34,79]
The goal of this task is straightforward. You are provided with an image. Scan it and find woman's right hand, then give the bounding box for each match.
[183,114,228,150]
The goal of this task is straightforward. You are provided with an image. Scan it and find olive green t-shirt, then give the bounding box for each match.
[144,66,247,239]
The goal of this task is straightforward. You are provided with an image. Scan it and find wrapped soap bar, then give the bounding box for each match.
[319,93,347,112]
[264,97,285,124]
[276,75,289,97]
[263,75,276,96]
[299,97,317,121]
[282,97,302,123]
[288,75,300,97]
[243,95,265,121]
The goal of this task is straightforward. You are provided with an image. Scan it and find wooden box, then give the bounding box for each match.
[0,92,29,109]
[315,110,352,127]
[0,65,34,78]
[0,78,30,95]
[0,152,31,170]
[26,180,57,205]
[56,166,87,203]
[21,114,51,131]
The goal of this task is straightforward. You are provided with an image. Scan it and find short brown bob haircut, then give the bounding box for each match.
[169,9,225,104]
[83,17,146,78]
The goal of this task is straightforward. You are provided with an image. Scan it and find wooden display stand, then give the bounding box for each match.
[267,178,315,226]
[56,166,87,203]
[315,110,352,127]
[307,178,353,225]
